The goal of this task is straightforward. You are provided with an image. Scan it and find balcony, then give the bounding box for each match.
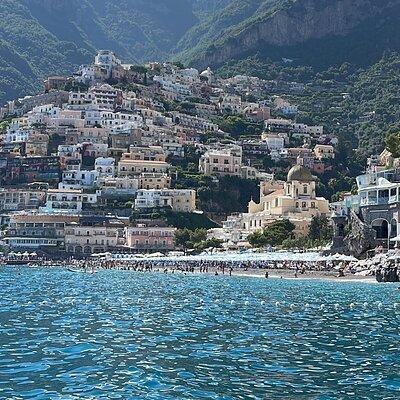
[360,197,390,206]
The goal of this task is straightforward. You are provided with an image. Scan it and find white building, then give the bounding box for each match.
[89,84,122,110]
[261,133,285,151]
[178,68,200,84]
[135,189,196,212]
[94,50,121,78]
[41,189,98,214]
[4,123,33,144]
[95,157,115,177]
[97,176,139,197]
[292,123,324,136]
[59,170,99,190]
[219,94,242,114]
[153,76,192,99]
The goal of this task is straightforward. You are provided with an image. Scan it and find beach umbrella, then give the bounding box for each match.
[147,252,165,258]
[332,253,347,261]
[343,255,358,262]
[355,270,371,276]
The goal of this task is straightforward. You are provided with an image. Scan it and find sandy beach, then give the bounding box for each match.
[230,268,377,283]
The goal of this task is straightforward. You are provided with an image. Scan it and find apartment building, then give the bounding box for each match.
[135,189,196,212]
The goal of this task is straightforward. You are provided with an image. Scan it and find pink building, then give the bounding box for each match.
[125,226,176,251]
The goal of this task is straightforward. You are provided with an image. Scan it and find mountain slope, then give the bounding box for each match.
[176,0,400,69]
[0,0,208,103]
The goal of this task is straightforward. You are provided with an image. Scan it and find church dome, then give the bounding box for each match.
[287,165,314,182]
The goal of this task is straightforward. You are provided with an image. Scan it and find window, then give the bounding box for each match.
[303,185,308,194]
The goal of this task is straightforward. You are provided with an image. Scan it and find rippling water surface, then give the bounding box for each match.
[1,267,400,399]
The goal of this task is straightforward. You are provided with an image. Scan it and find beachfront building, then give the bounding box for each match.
[220,165,330,239]
[5,212,79,250]
[356,169,400,248]
[65,217,125,255]
[330,167,400,254]
[134,189,196,212]
[125,226,176,251]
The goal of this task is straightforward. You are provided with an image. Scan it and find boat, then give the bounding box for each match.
[67,268,86,273]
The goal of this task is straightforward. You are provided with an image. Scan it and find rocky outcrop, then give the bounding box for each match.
[343,211,376,258]
[189,0,400,68]
[376,267,400,283]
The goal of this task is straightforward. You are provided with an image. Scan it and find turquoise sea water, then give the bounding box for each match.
[0,268,399,399]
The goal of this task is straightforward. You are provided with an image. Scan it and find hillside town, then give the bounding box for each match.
[0,50,396,258]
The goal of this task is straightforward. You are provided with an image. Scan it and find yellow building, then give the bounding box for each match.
[25,132,49,156]
[117,160,170,177]
[225,165,330,237]
[139,173,171,190]
[314,144,335,160]
[65,219,126,254]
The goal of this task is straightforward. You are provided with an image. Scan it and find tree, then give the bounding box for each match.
[175,229,192,252]
[309,216,332,242]
[386,132,400,158]
[174,228,208,252]
[217,115,263,138]
[195,238,223,251]
[248,219,295,248]
[130,65,148,74]
[172,61,185,69]
[190,229,207,245]
[262,154,275,169]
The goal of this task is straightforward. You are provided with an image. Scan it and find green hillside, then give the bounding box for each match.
[0,0,202,103]
[175,0,400,70]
